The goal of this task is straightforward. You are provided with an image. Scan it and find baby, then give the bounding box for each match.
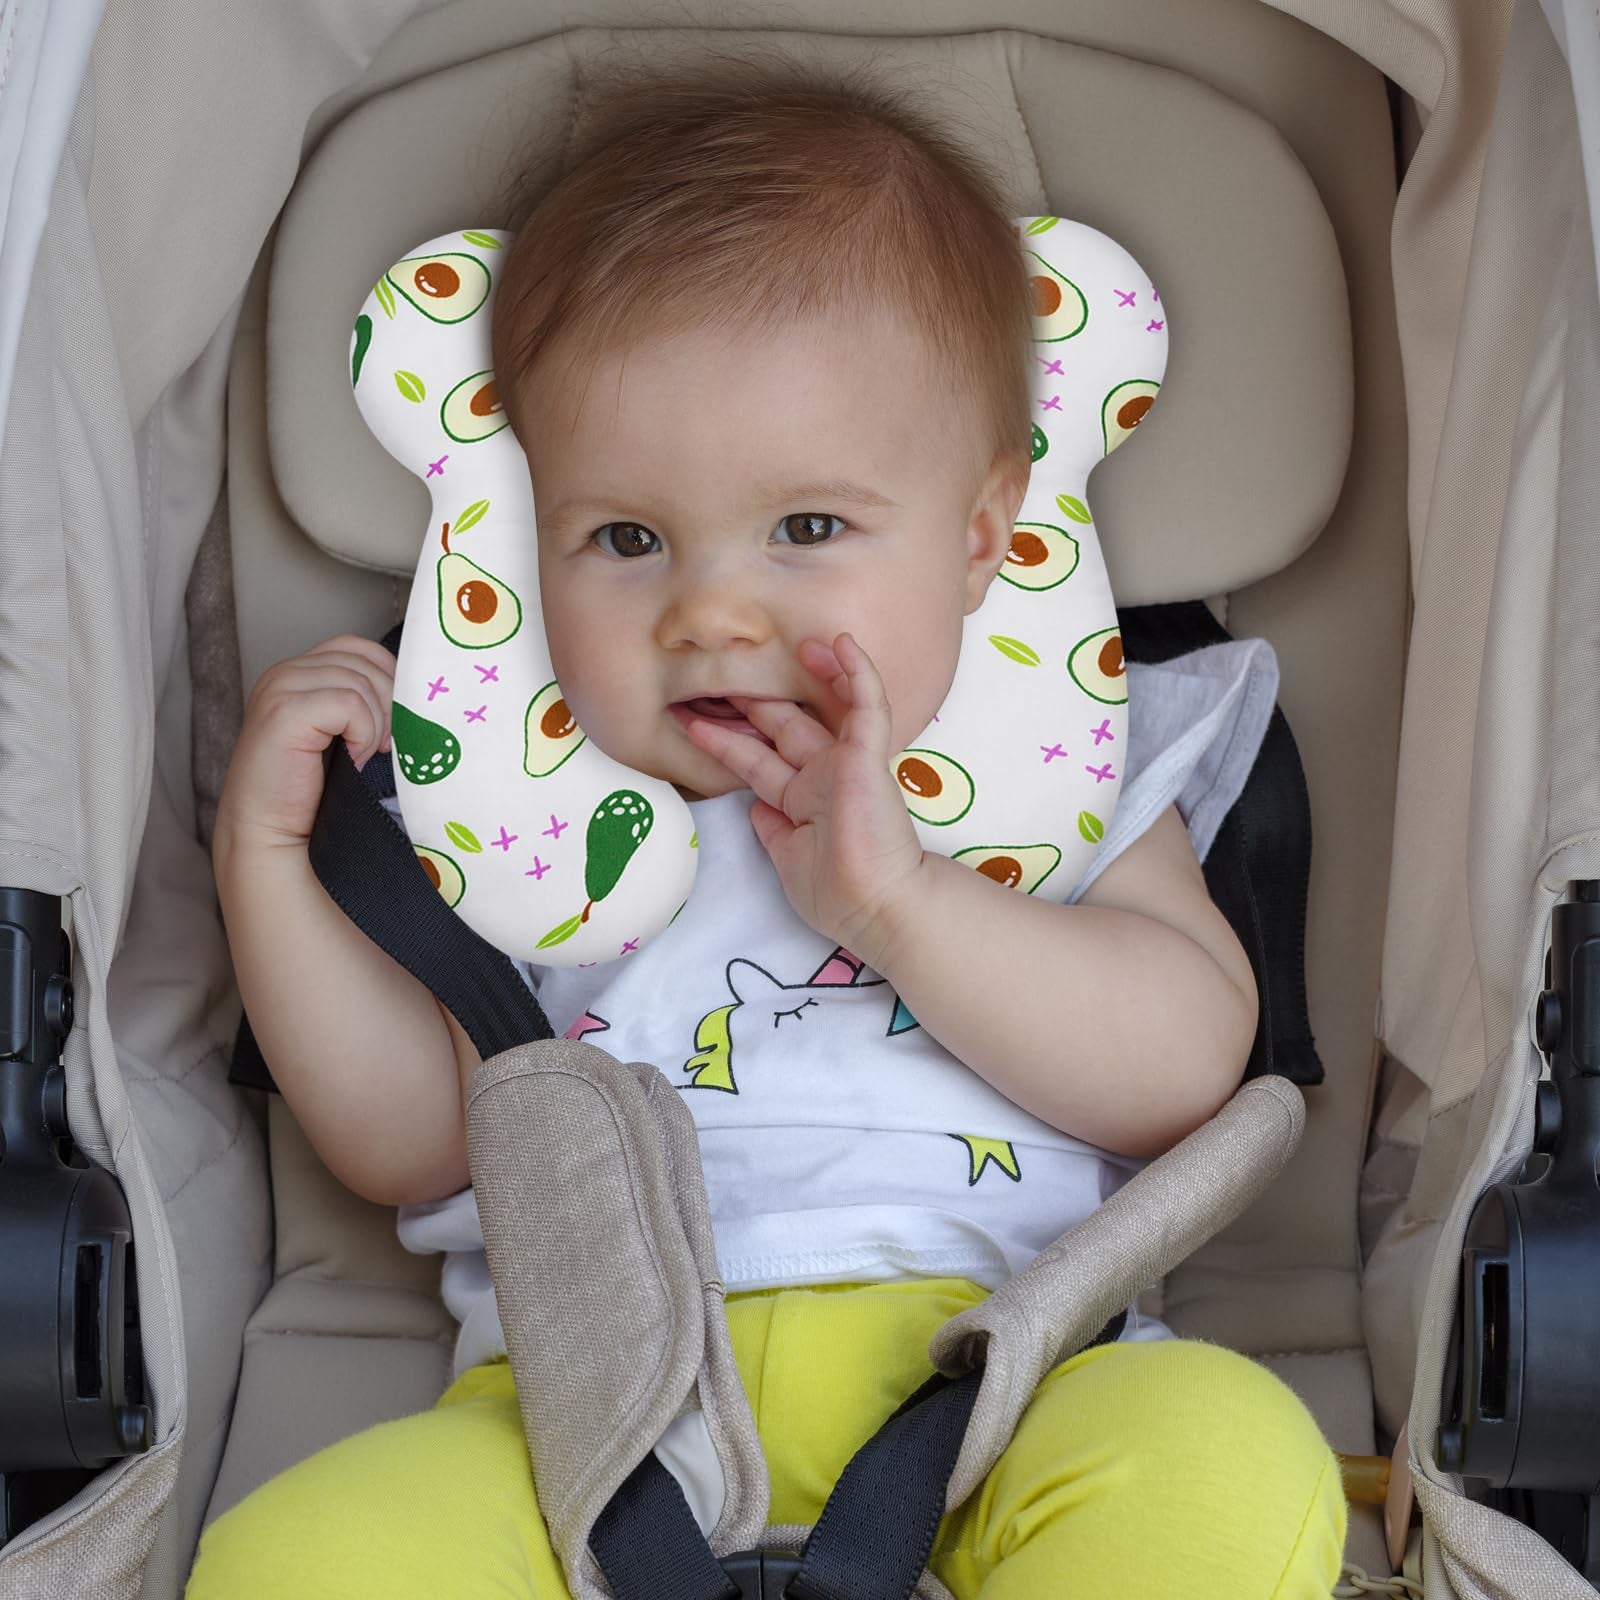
[194,55,1344,1600]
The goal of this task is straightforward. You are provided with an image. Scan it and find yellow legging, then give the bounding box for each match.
[187,1278,1345,1598]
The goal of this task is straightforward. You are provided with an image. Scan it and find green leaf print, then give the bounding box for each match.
[444,821,483,854]
[536,913,585,951]
[1077,810,1105,845]
[374,278,397,320]
[453,498,490,536]
[988,635,1042,667]
[1024,217,1059,236]
[1054,493,1092,525]
[394,370,426,403]
[461,231,503,250]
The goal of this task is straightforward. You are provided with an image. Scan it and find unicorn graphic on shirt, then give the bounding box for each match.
[680,946,1021,1186]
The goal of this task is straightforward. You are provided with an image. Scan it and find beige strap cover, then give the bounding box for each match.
[927,1076,1307,1508]
[464,1040,768,1599]
[469,1046,1305,1595]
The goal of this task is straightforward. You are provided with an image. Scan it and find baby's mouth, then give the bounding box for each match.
[669,696,778,750]
[678,696,744,720]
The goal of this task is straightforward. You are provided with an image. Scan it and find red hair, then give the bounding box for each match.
[490,51,1033,473]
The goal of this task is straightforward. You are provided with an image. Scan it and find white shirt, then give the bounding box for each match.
[395,636,1280,1379]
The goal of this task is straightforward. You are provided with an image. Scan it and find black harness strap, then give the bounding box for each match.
[227,624,551,1093]
[1118,600,1323,1086]
[591,1311,1126,1600]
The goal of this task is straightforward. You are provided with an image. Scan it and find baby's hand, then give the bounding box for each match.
[684,633,925,959]
[215,634,395,852]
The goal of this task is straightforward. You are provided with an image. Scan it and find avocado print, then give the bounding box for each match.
[414,845,466,907]
[534,789,656,951]
[1030,422,1049,463]
[437,522,522,649]
[524,681,587,777]
[387,253,491,324]
[391,700,461,785]
[894,749,975,826]
[586,790,654,903]
[1067,628,1128,705]
[441,370,507,444]
[952,843,1062,893]
[1000,522,1081,593]
[1101,379,1160,455]
[351,314,372,387]
[1026,252,1089,342]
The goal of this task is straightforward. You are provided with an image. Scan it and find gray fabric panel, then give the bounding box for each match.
[1415,1472,1594,1600]
[204,1297,454,1526]
[185,487,244,853]
[0,99,195,1595]
[927,1077,1305,1509]
[267,25,1348,603]
[0,1436,181,1600]
[465,1041,766,1593]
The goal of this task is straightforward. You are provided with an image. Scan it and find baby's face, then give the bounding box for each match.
[521,309,1023,800]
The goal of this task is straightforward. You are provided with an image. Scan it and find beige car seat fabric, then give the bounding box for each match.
[213,9,1404,1583]
[268,27,1350,603]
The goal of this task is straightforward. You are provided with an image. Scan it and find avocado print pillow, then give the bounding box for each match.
[350,218,1164,966]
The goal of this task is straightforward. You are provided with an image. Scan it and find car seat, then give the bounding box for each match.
[1,2,1594,1597]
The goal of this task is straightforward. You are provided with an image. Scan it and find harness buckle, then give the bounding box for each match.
[720,1548,803,1599]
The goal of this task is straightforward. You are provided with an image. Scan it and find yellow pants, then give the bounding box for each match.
[187,1278,1345,1598]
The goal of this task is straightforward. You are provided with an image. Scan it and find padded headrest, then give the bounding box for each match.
[355,218,1157,965]
[271,28,1352,607]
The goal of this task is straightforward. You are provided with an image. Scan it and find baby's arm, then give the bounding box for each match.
[862,801,1258,1159]
[212,635,479,1208]
[687,632,1256,1163]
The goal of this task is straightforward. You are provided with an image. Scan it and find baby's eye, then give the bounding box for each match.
[594,522,660,558]
[773,513,843,547]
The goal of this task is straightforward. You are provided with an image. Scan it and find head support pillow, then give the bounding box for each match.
[349,219,1164,966]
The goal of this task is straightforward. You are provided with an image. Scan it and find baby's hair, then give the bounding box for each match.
[490,50,1034,474]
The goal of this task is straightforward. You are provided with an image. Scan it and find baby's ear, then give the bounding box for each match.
[963,447,1030,613]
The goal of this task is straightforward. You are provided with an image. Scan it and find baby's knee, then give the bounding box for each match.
[186,1377,558,1599]
[1015,1339,1346,1596]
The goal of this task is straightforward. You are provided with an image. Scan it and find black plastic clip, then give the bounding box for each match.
[720,1549,803,1599]
[1438,879,1600,1582]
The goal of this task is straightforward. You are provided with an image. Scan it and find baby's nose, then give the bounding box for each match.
[655,567,774,652]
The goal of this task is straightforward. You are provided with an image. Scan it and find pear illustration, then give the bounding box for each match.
[535,789,656,951]
[391,700,461,785]
[435,521,522,648]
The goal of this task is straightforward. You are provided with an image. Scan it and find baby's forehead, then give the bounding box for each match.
[530,308,982,460]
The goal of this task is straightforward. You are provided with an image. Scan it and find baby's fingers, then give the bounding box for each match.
[253,662,387,768]
[684,718,799,815]
[829,634,893,757]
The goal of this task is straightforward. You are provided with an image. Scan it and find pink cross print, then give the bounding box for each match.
[1040,742,1067,764]
[1038,357,1065,376]
[1090,719,1114,745]
[492,826,519,851]
[542,814,568,840]
[620,938,639,956]
[464,705,487,723]
[426,676,448,701]
[474,663,500,683]
[1116,289,1137,307]
[1147,319,1164,333]
[426,454,449,478]
[1086,762,1116,784]
[1038,395,1062,412]
[524,856,551,880]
